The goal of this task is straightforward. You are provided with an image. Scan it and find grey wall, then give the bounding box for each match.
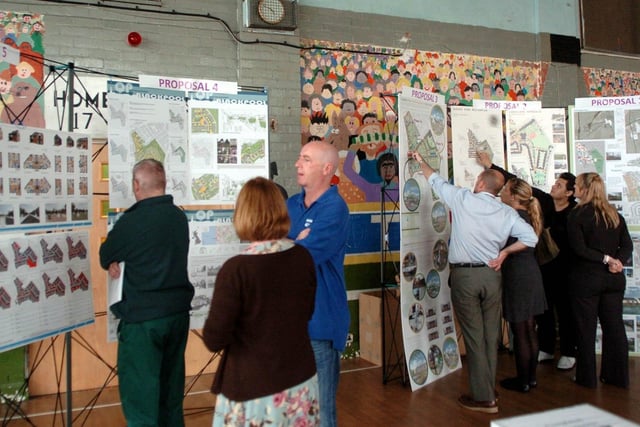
[4,0,639,193]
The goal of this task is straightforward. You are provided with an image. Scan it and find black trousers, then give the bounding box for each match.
[571,290,628,388]
[537,265,576,356]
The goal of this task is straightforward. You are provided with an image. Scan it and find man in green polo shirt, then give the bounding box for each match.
[100,158,194,427]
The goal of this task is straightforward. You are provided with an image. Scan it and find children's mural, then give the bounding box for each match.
[300,40,546,205]
[0,11,45,128]
[583,67,640,97]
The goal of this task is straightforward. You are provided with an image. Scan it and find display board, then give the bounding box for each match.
[398,87,461,391]
[0,230,94,353]
[505,108,568,193]
[570,96,640,354]
[107,81,269,208]
[450,107,505,189]
[0,124,92,231]
[105,209,247,340]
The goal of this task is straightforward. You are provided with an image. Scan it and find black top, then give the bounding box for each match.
[567,204,633,297]
[489,164,577,272]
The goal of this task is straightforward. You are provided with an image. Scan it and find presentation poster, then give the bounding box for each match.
[0,230,94,353]
[107,81,190,208]
[450,107,505,189]
[398,87,460,391]
[105,209,247,340]
[505,108,568,193]
[107,81,269,208]
[188,91,269,205]
[0,124,92,232]
[571,96,640,354]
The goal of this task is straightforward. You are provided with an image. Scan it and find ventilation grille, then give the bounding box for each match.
[244,0,298,32]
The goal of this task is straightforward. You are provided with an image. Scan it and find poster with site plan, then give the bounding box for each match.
[398,87,461,391]
[107,81,268,208]
[571,96,640,355]
[0,124,92,231]
[0,230,94,353]
[450,107,506,189]
[505,108,568,193]
[105,209,247,340]
[188,91,268,204]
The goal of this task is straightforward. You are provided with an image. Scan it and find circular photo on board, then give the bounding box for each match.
[403,178,421,212]
[412,272,426,301]
[402,252,417,282]
[426,269,441,299]
[428,344,444,375]
[431,201,447,233]
[409,349,429,385]
[443,336,460,369]
[432,239,449,271]
[403,157,422,179]
[408,302,425,333]
[430,104,445,136]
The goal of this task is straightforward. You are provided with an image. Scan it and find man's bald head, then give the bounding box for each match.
[132,159,166,201]
[475,169,504,196]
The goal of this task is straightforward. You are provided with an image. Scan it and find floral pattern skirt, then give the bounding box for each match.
[212,374,320,427]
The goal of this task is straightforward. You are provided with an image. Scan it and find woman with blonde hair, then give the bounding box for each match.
[494,177,547,393]
[567,172,632,388]
[202,177,320,426]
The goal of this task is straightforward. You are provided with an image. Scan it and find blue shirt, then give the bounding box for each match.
[287,186,351,351]
[428,173,538,264]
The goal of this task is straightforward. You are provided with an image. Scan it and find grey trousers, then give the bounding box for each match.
[450,266,502,402]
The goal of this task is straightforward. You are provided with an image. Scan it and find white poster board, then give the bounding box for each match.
[0,230,94,353]
[0,124,92,231]
[450,107,505,188]
[505,108,567,193]
[571,96,640,355]
[106,82,269,208]
[398,87,460,390]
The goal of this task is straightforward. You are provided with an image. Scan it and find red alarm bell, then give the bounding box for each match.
[127,32,142,47]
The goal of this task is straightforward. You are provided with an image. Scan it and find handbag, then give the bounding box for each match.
[535,227,560,265]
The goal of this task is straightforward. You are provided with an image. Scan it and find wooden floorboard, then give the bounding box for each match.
[2,351,639,426]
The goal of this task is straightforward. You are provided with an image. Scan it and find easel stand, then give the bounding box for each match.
[379,186,407,385]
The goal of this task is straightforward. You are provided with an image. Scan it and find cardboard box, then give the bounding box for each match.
[359,289,404,366]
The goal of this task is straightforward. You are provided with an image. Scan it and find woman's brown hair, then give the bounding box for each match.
[233,177,291,241]
[576,172,620,228]
[504,178,544,235]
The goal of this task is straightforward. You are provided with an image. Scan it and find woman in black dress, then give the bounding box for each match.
[497,178,547,392]
[477,151,578,370]
[567,172,632,388]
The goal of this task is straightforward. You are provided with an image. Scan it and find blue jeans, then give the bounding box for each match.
[311,339,340,427]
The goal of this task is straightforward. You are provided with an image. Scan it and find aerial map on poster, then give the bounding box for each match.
[105,209,246,340]
[450,107,505,189]
[188,91,268,204]
[107,81,268,208]
[505,108,568,193]
[107,81,190,208]
[571,96,640,354]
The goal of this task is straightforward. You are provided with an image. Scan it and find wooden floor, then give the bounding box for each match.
[2,350,640,426]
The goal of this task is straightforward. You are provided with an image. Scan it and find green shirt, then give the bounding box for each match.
[99,195,194,322]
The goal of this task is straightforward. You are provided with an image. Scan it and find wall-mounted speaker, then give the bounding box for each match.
[244,0,298,32]
[550,34,581,66]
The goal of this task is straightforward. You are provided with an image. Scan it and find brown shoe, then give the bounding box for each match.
[458,394,498,414]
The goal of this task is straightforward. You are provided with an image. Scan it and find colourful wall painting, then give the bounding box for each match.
[582,67,640,97]
[300,39,546,207]
[0,11,46,128]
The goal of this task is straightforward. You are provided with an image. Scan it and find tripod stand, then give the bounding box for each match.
[379,185,407,385]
